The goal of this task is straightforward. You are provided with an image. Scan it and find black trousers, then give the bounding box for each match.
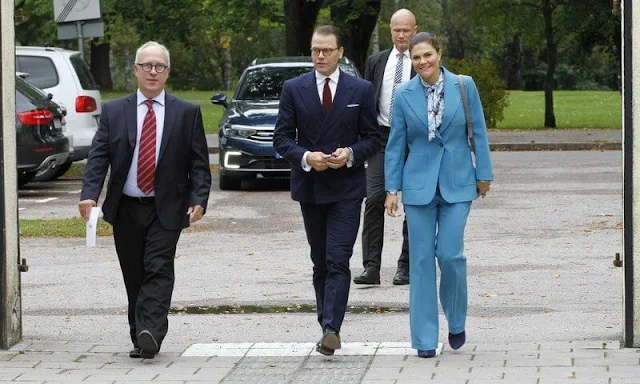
[300,198,362,332]
[361,129,409,271]
[113,196,181,349]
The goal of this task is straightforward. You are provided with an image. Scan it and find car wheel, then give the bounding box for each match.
[51,160,74,179]
[33,159,73,182]
[219,174,242,190]
[18,170,37,189]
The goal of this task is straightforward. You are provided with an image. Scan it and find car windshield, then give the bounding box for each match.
[236,67,311,101]
[235,63,358,101]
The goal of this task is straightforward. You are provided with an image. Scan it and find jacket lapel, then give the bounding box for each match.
[297,72,324,136]
[323,71,353,126]
[125,93,137,148]
[402,76,429,132]
[158,93,176,161]
[316,71,356,142]
[374,49,391,98]
[439,68,461,135]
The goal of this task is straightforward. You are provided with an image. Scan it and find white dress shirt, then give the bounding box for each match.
[123,90,166,197]
[377,47,411,127]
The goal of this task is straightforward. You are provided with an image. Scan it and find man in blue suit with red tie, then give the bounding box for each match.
[274,26,380,356]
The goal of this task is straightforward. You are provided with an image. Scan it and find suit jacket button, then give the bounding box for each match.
[439,143,444,147]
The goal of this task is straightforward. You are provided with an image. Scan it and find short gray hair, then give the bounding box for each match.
[134,41,171,67]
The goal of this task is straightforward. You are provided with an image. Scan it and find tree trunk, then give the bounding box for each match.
[224,47,233,91]
[90,42,113,90]
[503,34,523,90]
[284,0,324,56]
[330,0,381,74]
[370,22,379,54]
[542,0,556,128]
[440,4,465,59]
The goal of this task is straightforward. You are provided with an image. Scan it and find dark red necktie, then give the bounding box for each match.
[137,99,156,195]
[322,78,332,114]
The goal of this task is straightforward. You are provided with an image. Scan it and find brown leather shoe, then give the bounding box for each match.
[353,267,380,285]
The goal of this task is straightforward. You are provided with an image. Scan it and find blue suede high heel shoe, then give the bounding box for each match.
[448,331,466,350]
[417,349,436,358]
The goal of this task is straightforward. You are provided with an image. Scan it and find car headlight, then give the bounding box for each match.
[223,124,257,138]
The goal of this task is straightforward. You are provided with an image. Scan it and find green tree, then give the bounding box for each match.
[474,0,582,128]
[285,0,324,56]
[327,0,382,73]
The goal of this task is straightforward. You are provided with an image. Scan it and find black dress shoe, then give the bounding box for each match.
[137,330,159,359]
[140,349,157,359]
[129,347,142,358]
[353,268,380,285]
[392,266,409,285]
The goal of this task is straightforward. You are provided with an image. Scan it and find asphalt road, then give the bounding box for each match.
[17,150,623,350]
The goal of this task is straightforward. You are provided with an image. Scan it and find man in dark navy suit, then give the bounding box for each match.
[79,41,211,359]
[273,26,380,356]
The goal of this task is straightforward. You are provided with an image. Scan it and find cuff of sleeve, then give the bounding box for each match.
[346,147,354,168]
[301,151,312,172]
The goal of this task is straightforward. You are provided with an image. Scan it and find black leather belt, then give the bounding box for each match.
[122,195,155,204]
[380,125,391,133]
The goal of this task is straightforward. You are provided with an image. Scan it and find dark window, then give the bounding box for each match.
[339,63,359,77]
[70,54,98,90]
[236,67,312,100]
[16,56,59,89]
[15,76,50,112]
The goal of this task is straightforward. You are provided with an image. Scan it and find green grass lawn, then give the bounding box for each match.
[102,90,232,134]
[498,91,622,130]
[103,89,622,133]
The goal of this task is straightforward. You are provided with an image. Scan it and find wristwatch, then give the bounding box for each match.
[386,190,398,196]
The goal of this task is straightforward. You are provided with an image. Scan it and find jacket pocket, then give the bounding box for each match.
[402,153,427,190]
[453,148,476,186]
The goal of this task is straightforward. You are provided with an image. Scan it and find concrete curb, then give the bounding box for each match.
[490,142,621,151]
[208,143,622,154]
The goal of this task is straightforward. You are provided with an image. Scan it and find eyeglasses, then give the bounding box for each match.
[136,63,168,73]
[310,47,339,56]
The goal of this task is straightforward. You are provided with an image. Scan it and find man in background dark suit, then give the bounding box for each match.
[273,26,380,356]
[78,41,211,359]
[355,8,417,286]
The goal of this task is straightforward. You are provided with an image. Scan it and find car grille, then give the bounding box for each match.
[248,127,274,142]
[244,158,290,170]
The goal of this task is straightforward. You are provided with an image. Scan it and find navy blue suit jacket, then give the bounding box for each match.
[81,92,211,230]
[273,70,380,204]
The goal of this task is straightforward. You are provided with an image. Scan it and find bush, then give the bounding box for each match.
[445,58,509,128]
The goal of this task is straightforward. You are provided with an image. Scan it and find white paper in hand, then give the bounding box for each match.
[86,207,101,247]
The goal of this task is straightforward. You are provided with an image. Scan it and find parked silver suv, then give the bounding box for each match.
[15,46,102,180]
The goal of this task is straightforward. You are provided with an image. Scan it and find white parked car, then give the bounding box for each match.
[15,46,102,180]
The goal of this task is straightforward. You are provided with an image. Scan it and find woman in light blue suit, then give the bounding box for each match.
[384,32,493,358]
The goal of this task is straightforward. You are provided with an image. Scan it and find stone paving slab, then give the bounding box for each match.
[0,340,639,383]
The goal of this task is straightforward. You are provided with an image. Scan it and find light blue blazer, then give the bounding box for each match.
[385,67,493,205]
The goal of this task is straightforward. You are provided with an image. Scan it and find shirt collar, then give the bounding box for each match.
[419,70,444,89]
[315,69,340,85]
[391,46,409,60]
[137,89,165,106]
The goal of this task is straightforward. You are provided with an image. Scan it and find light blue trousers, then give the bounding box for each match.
[404,192,471,351]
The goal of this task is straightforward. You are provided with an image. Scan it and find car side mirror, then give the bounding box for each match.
[211,93,228,109]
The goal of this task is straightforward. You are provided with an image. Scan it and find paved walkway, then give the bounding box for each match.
[3,130,630,383]
[206,129,622,153]
[2,339,639,383]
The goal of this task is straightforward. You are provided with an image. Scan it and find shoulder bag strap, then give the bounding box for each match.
[457,74,474,153]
